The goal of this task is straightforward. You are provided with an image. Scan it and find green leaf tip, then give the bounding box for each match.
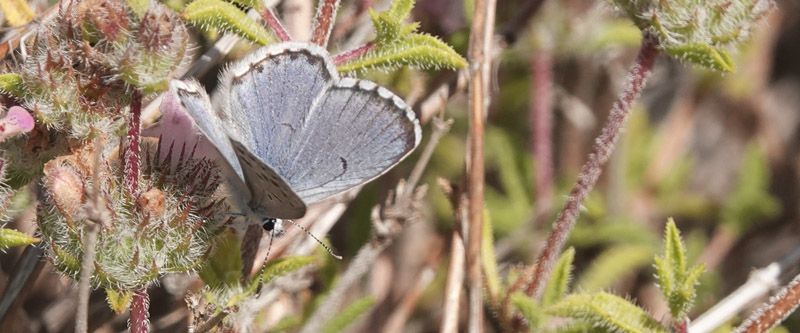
[321,296,376,333]
[664,43,736,73]
[338,34,467,73]
[542,247,575,307]
[183,0,274,46]
[654,218,705,319]
[247,255,316,294]
[339,2,466,73]
[0,73,24,98]
[389,0,414,20]
[0,227,40,250]
[546,292,668,333]
[511,292,544,330]
[106,288,133,314]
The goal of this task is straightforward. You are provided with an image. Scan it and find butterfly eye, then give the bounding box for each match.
[261,218,277,231]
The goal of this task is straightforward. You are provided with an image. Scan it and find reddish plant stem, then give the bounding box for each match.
[261,8,292,42]
[332,42,375,66]
[310,0,340,47]
[735,272,800,332]
[523,33,660,299]
[129,287,150,333]
[531,46,554,221]
[124,90,142,196]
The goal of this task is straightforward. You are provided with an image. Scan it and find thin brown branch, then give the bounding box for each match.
[466,0,496,331]
[522,32,660,300]
[75,222,98,333]
[440,178,467,333]
[310,0,341,47]
[735,272,800,332]
[76,137,108,333]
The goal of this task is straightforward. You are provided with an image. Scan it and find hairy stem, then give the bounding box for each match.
[310,0,340,47]
[332,42,375,66]
[129,287,150,333]
[735,272,800,332]
[124,90,142,196]
[523,33,659,299]
[466,0,496,331]
[261,7,292,41]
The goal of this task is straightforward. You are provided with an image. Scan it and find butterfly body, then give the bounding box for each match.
[161,41,421,229]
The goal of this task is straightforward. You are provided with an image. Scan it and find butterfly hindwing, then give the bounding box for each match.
[284,79,421,203]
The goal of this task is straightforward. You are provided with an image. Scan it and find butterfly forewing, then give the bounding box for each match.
[220,41,421,206]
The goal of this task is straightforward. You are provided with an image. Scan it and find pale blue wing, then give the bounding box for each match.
[169,80,244,182]
[171,80,306,219]
[283,79,421,203]
[220,41,421,205]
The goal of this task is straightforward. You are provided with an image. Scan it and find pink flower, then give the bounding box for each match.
[0,106,35,143]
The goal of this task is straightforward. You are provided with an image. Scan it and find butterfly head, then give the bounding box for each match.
[261,217,286,237]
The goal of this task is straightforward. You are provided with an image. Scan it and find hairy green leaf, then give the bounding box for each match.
[0,73,24,98]
[198,230,242,288]
[546,292,667,333]
[664,43,736,73]
[106,288,133,314]
[339,33,466,73]
[183,0,274,46]
[247,256,315,294]
[0,227,40,250]
[654,218,704,319]
[389,0,414,20]
[321,296,376,333]
[511,292,544,330]
[542,247,575,307]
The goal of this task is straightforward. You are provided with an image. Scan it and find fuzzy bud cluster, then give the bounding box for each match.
[14,0,188,140]
[613,0,776,71]
[38,138,229,290]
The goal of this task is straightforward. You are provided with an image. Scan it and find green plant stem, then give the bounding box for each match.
[523,32,660,300]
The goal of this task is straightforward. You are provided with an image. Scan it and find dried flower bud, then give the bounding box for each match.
[138,188,166,217]
[43,158,86,219]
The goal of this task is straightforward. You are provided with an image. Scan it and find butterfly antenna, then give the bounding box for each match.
[284,219,342,260]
